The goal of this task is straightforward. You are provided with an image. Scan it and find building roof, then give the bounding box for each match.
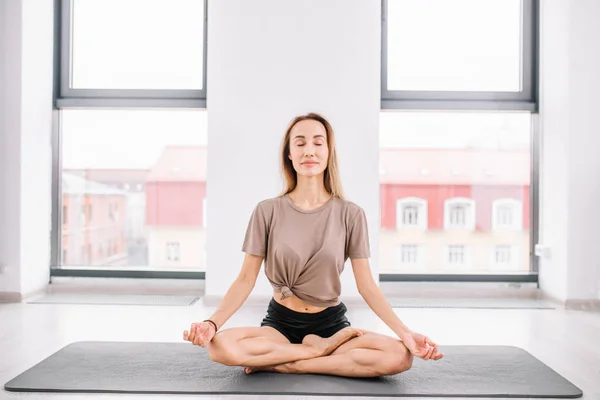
[62,173,127,196]
[379,148,530,185]
[147,146,207,182]
[63,169,149,185]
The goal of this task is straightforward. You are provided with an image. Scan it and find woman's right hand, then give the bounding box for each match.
[183,322,216,347]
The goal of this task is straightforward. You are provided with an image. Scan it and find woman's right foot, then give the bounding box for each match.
[302,327,362,357]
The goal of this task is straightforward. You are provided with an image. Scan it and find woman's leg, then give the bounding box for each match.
[207,326,362,368]
[246,331,413,377]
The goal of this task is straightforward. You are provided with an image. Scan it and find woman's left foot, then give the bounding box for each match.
[244,363,294,374]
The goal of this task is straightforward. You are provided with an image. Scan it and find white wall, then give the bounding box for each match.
[0,0,23,295]
[539,0,600,303]
[0,1,5,288]
[0,0,53,299]
[206,0,381,302]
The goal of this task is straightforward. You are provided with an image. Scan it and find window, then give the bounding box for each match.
[59,0,207,108]
[379,0,536,277]
[396,197,427,229]
[382,0,537,109]
[167,242,180,262]
[444,198,475,230]
[62,206,68,224]
[379,111,532,275]
[397,244,421,267]
[446,245,468,268]
[493,199,523,230]
[492,245,519,270]
[59,109,207,271]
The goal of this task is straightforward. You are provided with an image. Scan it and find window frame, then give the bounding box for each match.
[444,244,470,269]
[381,0,538,111]
[492,198,524,231]
[397,244,421,268]
[491,245,520,271]
[50,0,208,279]
[396,197,428,230]
[166,242,181,262]
[444,197,476,230]
[57,0,208,108]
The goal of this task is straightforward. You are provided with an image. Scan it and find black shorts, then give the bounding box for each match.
[260,298,351,344]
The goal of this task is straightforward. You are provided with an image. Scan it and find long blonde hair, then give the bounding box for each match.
[279,113,345,200]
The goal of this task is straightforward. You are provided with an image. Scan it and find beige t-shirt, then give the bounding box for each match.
[241,193,370,307]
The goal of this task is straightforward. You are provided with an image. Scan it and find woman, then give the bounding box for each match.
[184,113,443,377]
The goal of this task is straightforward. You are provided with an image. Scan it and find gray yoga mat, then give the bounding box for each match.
[4,341,583,398]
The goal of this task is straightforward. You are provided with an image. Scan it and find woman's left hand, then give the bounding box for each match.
[401,332,444,361]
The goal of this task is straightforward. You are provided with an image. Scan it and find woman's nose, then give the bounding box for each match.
[304,145,315,155]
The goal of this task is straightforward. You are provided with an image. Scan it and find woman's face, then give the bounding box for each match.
[288,119,329,178]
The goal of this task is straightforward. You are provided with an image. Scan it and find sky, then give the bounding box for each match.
[62,0,530,170]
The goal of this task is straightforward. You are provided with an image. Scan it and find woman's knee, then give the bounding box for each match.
[207,332,240,366]
[380,341,413,375]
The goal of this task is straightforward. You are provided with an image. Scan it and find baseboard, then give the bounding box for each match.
[539,292,600,310]
[0,292,22,303]
[564,299,600,311]
[0,287,50,303]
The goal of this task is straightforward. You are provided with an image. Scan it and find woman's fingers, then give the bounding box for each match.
[188,324,197,342]
[423,344,435,360]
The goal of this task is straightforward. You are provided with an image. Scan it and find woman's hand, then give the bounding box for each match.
[401,332,444,361]
[183,322,216,347]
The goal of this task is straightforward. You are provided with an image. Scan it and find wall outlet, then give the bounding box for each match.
[534,244,551,259]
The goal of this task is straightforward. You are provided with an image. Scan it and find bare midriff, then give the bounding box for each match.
[273,291,328,313]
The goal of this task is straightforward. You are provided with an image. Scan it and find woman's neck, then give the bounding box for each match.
[289,176,330,207]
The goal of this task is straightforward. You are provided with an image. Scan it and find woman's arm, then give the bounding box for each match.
[207,253,263,329]
[351,258,443,361]
[350,258,412,339]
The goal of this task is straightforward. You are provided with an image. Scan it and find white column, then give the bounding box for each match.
[206,0,381,303]
[0,0,53,300]
[539,0,600,304]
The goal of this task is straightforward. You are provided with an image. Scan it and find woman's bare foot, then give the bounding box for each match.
[243,328,363,374]
[244,364,294,374]
[302,327,363,357]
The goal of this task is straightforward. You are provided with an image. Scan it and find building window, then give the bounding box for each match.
[80,205,86,222]
[446,245,467,268]
[396,197,427,230]
[444,198,475,230]
[492,245,519,270]
[62,205,68,224]
[492,199,523,230]
[167,242,180,262]
[397,244,420,267]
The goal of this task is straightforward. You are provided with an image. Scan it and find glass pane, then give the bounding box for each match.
[379,110,531,274]
[387,0,522,92]
[60,109,207,271]
[71,0,205,90]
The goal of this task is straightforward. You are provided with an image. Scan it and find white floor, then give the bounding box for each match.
[1,294,599,400]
